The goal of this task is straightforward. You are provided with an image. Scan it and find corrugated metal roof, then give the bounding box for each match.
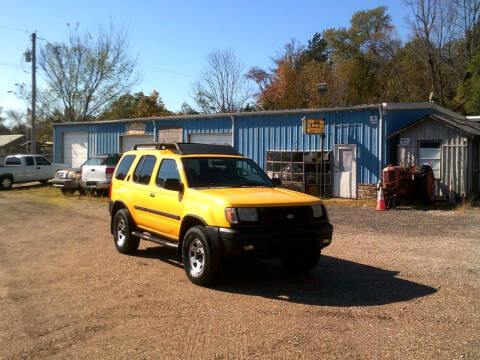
[389,113,480,138]
[51,102,464,127]
[0,134,24,147]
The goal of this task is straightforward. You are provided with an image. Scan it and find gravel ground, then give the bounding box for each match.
[0,187,479,359]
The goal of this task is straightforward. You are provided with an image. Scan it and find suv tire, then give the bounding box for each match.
[182,226,219,286]
[281,241,320,273]
[113,209,140,254]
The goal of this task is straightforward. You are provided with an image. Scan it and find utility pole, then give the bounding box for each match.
[31,32,36,154]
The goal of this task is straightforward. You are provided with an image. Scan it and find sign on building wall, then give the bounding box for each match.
[158,127,183,143]
[399,138,410,146]
[369,116,377,125]
[303,117,325,135]
[126,122,146,135]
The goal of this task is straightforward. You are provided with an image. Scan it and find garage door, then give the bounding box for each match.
[120,135,154,153]
[63,132,88,167]
[189,133,232,145]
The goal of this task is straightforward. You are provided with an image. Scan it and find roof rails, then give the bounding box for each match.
[133,143,182,153]
[132,142,242,156]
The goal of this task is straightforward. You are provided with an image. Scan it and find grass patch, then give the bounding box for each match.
[10,184,108,207]
[318,196,480,211]
[319,197,377,208]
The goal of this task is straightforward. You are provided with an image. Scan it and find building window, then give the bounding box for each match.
[418,141,441,179]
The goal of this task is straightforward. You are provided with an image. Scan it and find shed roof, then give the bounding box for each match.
[0,134,25,147]
[389,113,480,138]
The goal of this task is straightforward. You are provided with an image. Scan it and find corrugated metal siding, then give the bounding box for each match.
[55,108,466,187]
[179,117,232,141]
[395,118,470,197]
[235,110,381,184]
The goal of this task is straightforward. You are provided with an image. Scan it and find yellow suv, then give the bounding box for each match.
[109,143,333,285]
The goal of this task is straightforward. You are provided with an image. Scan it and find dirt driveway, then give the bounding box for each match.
[0,187,479,359]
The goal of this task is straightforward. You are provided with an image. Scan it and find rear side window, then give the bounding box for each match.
[5,157,21,165]
[35,157,50,165]
[115,155,136,180]
[133,155,157,185]
[156,159,180,187]
[105,155,121,166]
[25,157,34,166]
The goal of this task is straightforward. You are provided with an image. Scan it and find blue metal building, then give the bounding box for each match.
[52,102,466,198]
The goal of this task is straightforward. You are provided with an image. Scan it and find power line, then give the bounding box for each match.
[0,57,22,102]
[0,62,18,68]
[143,64,195,79]
[0,24,30,33]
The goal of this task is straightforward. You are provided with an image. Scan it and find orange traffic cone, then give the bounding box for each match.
[376,187,387,211]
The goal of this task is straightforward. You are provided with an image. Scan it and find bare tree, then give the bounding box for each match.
[193,50,253,113]
[453,0,480,58]
[38,24,139,122]
[405,0,458,102]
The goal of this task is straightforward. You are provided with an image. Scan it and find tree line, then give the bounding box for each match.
[1,0,479,144]
[248,1,479,114]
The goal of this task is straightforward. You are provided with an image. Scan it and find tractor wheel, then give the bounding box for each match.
[415,165,435,204]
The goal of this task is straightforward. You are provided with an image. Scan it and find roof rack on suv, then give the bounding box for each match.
[133,143,180,152]
[132,142,241,156]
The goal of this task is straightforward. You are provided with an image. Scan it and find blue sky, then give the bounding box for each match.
[0,0,412,118]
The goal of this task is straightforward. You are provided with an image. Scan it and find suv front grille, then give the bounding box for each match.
[258,206,312,227]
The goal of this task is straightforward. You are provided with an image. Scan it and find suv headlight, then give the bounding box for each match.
[311,204,324,218]
[225,207,258,224]
[237,208,258,222]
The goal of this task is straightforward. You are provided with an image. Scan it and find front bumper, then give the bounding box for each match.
[205,222,333,258]
[52,178,80,189]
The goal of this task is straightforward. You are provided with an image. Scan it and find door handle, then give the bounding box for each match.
[149,193,155,197]
[91,169,95,171]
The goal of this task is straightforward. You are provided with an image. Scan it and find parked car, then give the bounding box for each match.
[109,143,333,286]
[0,154,67,190]
[52,166,84,195]
[81,154,121,194]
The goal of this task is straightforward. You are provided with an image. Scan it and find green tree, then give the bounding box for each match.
[101,91,171,119]
[457,49,480,114]
[180,102,199,115]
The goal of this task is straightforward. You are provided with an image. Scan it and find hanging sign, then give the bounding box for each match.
[303,117,325,135]
[399,138,410,146]
[369,116,377,125]
[158,127,183,143]
[126,122,146,135]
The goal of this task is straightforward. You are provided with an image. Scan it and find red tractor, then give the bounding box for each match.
[381,164,435,208]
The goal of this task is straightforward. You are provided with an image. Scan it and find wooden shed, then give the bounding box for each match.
[389,114,480,198]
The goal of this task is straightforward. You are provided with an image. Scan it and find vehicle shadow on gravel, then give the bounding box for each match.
[212,255,437,307]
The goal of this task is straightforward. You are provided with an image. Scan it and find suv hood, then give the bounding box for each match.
[193,187,321,207]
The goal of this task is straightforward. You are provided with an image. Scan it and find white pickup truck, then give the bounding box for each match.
[0,154,67,190]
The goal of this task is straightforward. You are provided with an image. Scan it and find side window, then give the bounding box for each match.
[5,157,21,165]
[115,155,136,180]
[133,155,157,185]
[156,159,180,188]
[35,157,50,165]
[25,157,34,166]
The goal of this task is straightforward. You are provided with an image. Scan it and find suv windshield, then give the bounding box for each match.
[182,157,274,188]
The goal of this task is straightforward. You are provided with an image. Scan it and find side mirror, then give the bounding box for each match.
[164,178,183,192]
[272,178,282,187]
